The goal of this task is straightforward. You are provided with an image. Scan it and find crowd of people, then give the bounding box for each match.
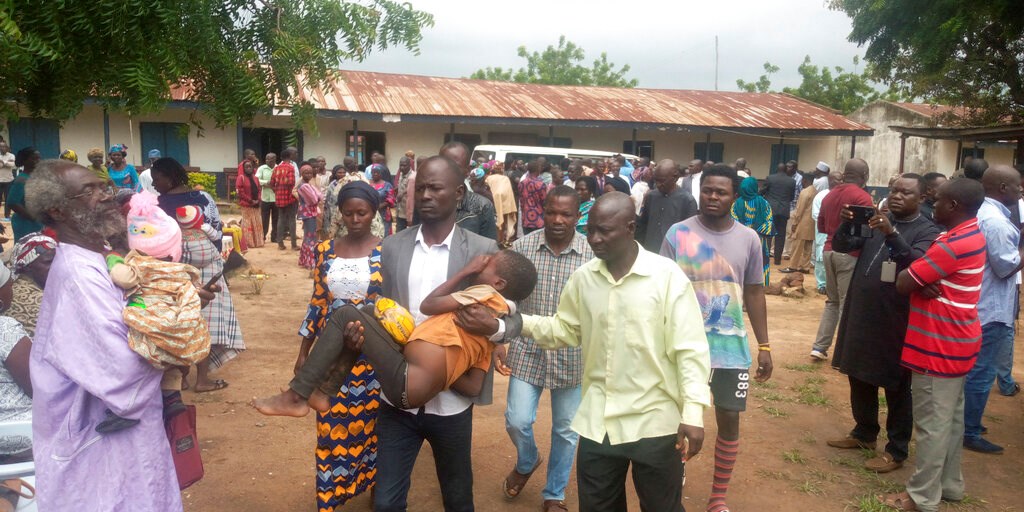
[0,132,1019,512]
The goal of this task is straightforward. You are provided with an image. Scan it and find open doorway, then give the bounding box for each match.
[346,131,386,168]
[242,128,305,164]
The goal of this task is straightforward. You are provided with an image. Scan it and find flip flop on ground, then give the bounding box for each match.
[194,379,229,393]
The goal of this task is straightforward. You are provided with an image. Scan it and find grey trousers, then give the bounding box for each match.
[812,251,857,354]
[906,373,966,512]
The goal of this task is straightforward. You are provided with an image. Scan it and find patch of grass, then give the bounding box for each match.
[807,469,840,483]
[947,495,987,510]
[784,363,819,373]
[782,449,806,464]
[756,391,789,403]
[854,467,902,494]
[793,378,831,407]
[858,448,877,460]
[753,380,777,389]
[847,493,890,512]
[805,375,827,385]
[763,406,789,418]
[755,469,789,481]
[795,479,825,496]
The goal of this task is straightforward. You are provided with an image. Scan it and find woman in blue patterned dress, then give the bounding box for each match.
[731,176,776,286]
[296,181,383,510]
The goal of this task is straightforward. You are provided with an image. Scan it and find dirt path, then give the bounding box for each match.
[183,243,1022,511]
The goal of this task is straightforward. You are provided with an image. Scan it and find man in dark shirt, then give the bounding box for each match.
[636,159,698,252]
[440,141,499,240]
[919,172,947,221]
[811,158,874,360]
[761,164,797,265]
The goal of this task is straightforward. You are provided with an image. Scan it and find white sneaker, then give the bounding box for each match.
[809,350,827,361]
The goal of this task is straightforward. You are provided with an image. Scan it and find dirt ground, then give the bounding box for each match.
[183,237,1023,512]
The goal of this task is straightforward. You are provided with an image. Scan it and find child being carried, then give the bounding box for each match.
[98,191,211,433]
[253,250,537,416]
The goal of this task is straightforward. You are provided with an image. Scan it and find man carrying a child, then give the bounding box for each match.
[24,159,216,510]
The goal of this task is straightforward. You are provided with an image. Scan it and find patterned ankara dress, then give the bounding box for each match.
[299,240,382,510]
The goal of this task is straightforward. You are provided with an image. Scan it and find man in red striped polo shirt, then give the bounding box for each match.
[880,178,986,512]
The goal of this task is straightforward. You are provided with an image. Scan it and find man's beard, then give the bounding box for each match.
[69,204,126,240]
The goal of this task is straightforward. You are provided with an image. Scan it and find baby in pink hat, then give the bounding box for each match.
[100,192,211,433]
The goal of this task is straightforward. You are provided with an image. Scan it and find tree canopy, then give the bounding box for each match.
[470,36,638,88]
[830,0,1023,124]
[734,56,903,114]
[0,0,434,130]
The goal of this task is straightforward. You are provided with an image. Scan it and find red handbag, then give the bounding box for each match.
[165,405,204,490]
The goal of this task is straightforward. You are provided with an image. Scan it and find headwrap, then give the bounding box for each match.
[368,164,386,177]
[337,181,380,211]
[0,265,10,289]
[127,191,182,262]
[87,147,105,159]
[470,168,486,180]
[109,143,128,155]
[60,149,78,162]
[605,177,630,194]
[176,205,204,230]
[9,232,57,277]
[732,177,775,237]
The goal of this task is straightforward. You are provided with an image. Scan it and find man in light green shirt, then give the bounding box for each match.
[522,192,711,512]
[256,152,278,243]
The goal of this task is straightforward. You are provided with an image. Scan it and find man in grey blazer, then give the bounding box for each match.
[369,155,518,511]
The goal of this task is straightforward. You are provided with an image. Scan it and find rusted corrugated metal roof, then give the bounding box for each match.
[292,71,871,134]
[171,71,872,134]
[893,102,959,119]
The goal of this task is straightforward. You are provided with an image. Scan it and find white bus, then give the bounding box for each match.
[470,144,640,166]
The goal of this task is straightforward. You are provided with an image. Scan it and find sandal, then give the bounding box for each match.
[194,379,229,393]
[878,491,918,511]
[543,499,568,511]
[502,456,543,500]
[0,478,35,512]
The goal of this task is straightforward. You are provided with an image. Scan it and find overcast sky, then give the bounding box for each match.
[344,0,869,91]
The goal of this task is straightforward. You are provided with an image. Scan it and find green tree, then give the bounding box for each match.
[470,36,638,88]
[734,56,905,114]
[736,62,780,93]
[830,0,1023,124]
[0,0,433,131]
[781,56,878,114]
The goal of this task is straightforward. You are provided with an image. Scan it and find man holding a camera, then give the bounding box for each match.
[826,173,941,472]
[810,158,874,360]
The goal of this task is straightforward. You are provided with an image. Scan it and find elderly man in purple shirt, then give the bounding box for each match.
[24,160,215,510]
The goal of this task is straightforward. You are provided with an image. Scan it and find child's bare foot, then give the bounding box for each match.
[308,388,332,413]
[250,389,310,417]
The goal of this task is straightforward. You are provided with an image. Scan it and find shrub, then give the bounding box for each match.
[188,172,218,200]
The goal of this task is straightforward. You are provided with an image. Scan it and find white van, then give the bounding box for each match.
[471,144,640,166]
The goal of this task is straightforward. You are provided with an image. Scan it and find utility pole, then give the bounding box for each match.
[714,35,719,91]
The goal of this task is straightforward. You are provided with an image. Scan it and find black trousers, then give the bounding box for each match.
[771,214,789,264]
[0,182,10,218]
[260,200,278,241]
[275,202,298,247]
[577,434,684,512]
[289,305,409,407]
[849,373,913,461]
[375,403,475,512]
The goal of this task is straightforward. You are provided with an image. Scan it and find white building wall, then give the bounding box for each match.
[53,108,846,178]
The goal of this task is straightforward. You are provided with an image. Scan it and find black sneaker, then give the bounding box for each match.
[963,436,1003,454]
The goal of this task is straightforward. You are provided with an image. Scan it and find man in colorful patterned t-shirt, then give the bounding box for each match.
[880,178,986,512]
[661,164,773,512]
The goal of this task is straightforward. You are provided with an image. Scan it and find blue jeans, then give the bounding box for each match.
[505,376,581,501]
[964,322,1014,440]
[996,328,1017,395]
[374,403,475,512]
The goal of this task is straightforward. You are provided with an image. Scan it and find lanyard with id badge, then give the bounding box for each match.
[865,234,899,283]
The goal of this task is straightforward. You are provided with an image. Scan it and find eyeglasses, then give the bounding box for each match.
[66,184,116,201]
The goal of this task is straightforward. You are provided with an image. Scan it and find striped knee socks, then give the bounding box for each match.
[707,436,739,512]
